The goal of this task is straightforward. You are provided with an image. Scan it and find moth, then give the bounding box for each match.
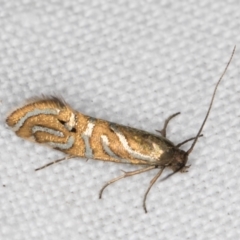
[6,47,235,212]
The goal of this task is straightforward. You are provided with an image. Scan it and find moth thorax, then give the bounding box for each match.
[170,149,188,172]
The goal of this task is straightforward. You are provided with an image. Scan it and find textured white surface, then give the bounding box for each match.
[0,0,240,239]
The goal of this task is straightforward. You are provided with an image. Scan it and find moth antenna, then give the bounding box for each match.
[160,166,184,182]
[187,46,236,155]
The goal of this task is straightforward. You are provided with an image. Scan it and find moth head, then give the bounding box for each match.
[169,149,189,172]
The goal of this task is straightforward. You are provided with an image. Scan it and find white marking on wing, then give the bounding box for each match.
[84,121,95,136]
[81,119,95,158]
[101,135,130,163]
[111,125,157,161]
[13,108,60,132]
[48,136,75,150]
[32,126,64,137]
[64,112,76,131]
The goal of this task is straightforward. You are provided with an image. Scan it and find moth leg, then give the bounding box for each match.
[99,166,156,199]
[156,112,180,137]
[176,134,203,148]
[143,167,164,213]
[35,155,77,171]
